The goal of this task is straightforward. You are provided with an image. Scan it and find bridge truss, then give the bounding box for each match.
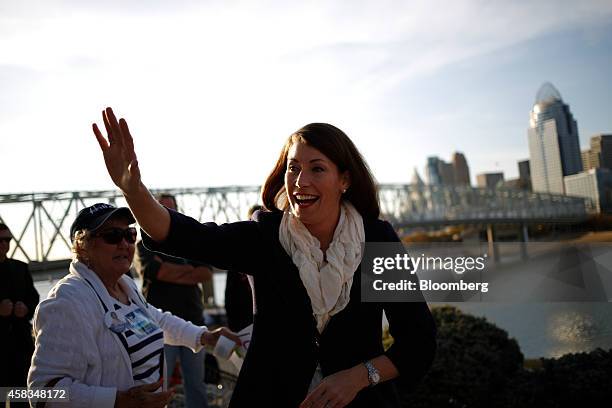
[0,185,591,263]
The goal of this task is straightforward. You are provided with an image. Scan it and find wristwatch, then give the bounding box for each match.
[363,360,381,387]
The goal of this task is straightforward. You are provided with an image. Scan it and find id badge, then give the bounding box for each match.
[104,311,129,334]
[125,308,159,338]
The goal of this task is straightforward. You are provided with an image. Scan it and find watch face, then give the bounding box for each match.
[371,372,380,384]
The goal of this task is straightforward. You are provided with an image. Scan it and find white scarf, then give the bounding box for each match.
[279,201,365,333]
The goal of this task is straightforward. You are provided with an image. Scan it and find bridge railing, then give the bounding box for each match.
[0,187,261,263]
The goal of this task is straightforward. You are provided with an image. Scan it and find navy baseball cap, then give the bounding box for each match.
[70,203,135,242]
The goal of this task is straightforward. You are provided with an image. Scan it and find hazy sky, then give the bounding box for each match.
[1,0,612,194]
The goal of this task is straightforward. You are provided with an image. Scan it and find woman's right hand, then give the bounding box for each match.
[114,380,173,408]
[93,107,142,194]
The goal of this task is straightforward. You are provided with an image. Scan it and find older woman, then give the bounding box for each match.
[92,107,436,408]
[28,203,239,408]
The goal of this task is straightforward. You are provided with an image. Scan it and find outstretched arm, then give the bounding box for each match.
[92,107,169,242]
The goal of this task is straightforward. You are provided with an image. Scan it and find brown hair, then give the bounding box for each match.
[261,123,380,219]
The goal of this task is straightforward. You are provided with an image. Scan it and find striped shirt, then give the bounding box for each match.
[110,300,164,385]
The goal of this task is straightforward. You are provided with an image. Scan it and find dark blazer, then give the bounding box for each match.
[143,209,436,407]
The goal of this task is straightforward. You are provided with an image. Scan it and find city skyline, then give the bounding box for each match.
[1,1,611,194]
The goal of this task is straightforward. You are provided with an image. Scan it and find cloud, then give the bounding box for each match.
[0,1,611,192]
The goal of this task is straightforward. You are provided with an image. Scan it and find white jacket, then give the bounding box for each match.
[28,261,207,407]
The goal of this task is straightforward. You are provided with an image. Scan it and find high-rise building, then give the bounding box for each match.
[476,172,504,189]
[518,159,531,190]
[582,149,593,170]
[582,134,612,171]
[426,156,443,185]
[438,161,455,185]
[452,152,471,186]
[426,153,470,186]
[527,82,582,194]
[564,168,612,213]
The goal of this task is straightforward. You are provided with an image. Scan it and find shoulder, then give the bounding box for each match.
[42,275,98,314]
[363,218,399,242]
[251,209,282,224]
[250,210,283,234]
[6,258,28,270]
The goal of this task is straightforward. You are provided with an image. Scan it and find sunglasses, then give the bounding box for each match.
[0,237,11,243]
[94,227,137,245]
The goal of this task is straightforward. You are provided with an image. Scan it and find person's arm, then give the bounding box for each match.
[29,296,117,407]
[136,242,212,285]
[157,263,212,285]
[93,107,263,273]
[300,355,399,408]
[141,209,262,273]
[141,293,240,351]
[92,107,170,242]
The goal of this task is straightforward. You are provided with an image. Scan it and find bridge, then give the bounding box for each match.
[0,184,592,268]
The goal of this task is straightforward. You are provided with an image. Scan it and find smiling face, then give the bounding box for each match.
[284,142,350,236]
[83,216,135,280]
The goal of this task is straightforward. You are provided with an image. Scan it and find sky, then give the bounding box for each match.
[1,0,612,194]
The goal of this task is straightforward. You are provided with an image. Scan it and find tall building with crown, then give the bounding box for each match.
[527,82,582,194]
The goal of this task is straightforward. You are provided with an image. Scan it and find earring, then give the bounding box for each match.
[342,188,347,194]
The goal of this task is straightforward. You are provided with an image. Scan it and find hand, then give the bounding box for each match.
[114,379,173,408]
[13,301,28,318]
[300,367,367,408]
[201,327,243,348]
[0,299,13,317]
[92,107,142,194]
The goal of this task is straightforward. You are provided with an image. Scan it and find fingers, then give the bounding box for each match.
[135,378,163,392]
[92,123,109,151]
[300,386,325,408]
[102,110,114,144]
[120,118,136,158]
[126,379,173,408]
[104,107,124,148]
[221,328,243,346]
[149,390,173,407]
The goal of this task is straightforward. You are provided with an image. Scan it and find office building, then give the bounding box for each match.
[476,172,504,189]
[517,159,531,190]
[582,134,612,171]
[564,168,612,213]
[527,82,582,194]
[452,152,471,186]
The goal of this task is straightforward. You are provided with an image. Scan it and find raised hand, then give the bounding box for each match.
[92,107,142,194]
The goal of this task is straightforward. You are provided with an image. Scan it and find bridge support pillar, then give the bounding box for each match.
[519,223,529,260]
[487,224,500,263]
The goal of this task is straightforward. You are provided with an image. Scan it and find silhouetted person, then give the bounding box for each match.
[0,223,39,390]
